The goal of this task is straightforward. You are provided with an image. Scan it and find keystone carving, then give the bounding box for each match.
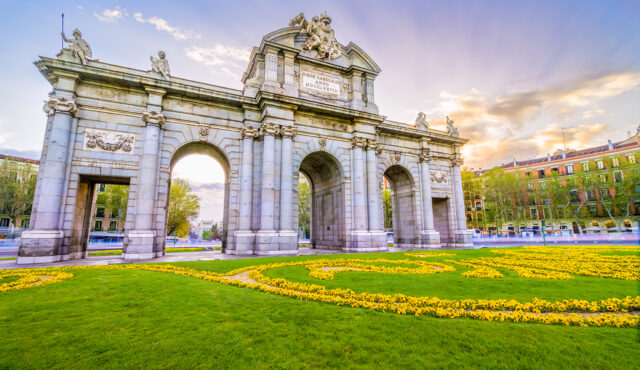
[199,126,209,139]
[142,110,165,127]
[318,137,327,148]
[394,151,401,161]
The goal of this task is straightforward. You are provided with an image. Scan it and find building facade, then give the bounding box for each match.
[18,13,471,263]
[0,154,39,231]
[465,129,640,234]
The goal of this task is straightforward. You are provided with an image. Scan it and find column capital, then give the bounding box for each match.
[142,110,165,128]
[351,136,367,149]
[259,122,280,136]
[365,139,378,150]
[451,153,464,166]
[43,95,77,116]
[280,125,296,138]
[241,126,259,139]
[419,148,431,162]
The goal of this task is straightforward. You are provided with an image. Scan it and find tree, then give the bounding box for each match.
[383,188,392,230]
[298,178,310,237]
[96,184,129,231]
[167,178,200,237]
[0,160,37,227]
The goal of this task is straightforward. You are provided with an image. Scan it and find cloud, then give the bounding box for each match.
[133,12,201,40]
[419,71,640,169]
[184,45,251,78]
[94,7,126,23]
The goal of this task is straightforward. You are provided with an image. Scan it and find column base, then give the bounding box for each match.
[453,230,474,248]
[254,230,299,255]
[419,230,441,248]
[344,231,388,252]
[125,230,156,259]
[232,230,256,254]
[255,230,280,253]
[17,230,65,264]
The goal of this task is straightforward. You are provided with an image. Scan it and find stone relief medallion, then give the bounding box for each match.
[199,126,209,139]
[394,151,401,162]
[318,137,327,148]
[430,170,448,184]
[84,129,135,153]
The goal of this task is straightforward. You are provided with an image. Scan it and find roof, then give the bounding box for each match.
[499,130,639,170]
[0,154,40,165]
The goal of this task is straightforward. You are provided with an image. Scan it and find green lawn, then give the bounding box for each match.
[1,247,638,368]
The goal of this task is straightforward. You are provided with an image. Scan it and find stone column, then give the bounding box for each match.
[278,125,298,250]
[233,126,258,254]
[256,122,280,253]
[18,96,77,264]
[419,148,440,247]
[451,153,473,247]
[351,137,368,231]
[125,110,164,259]
[365,140,380,230]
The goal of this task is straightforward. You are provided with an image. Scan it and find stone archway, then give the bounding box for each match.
[165,141,231,251]
[299,151,346,249]
[384,165,420,248]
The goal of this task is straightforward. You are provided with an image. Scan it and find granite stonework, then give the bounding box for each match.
[18,14,470,264]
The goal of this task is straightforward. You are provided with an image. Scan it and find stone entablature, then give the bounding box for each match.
[19,14,471,264]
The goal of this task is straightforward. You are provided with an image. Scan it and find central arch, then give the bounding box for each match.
[384,165,420,248]
[165,141,231,251]
[298,151,346,249]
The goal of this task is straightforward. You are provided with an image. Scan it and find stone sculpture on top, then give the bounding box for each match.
[289,12,341,60]
[61,28,93,65]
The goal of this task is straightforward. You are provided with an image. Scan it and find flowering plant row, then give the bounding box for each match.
[2,246,638,328]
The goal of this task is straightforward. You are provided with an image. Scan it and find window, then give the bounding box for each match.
[612,157,620,167]
[589,205,597,216]
[538,169,545,178]
[0,218,9,228]
[614,171,623,183]
[586,190,596,201]
[581,162,590,171]
[528,183,535,191]
[98,184,106,192]
[541,182,547,189]
[20,218,29,228]
[600,174,608,182]
[600,188,610,200]
[95,207,105,218]
[530,207,539,219]
[525,171,531,177]
[94,220,102,231]
[551,167,559,175]
[109,221,117,231]
[566,164,574,174]
[628,154,636,164]
[475,201,482,210]
[596,160,605,170]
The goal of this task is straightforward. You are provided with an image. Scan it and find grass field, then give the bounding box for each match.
[1,246,638,368]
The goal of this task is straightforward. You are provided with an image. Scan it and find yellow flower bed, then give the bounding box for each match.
[403,252,457,258]
[2,246,639,328]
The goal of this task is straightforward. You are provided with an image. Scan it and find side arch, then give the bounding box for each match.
[383,164,422,248]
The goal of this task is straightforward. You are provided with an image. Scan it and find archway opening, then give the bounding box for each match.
[167,142,229,252]
[298,151,345,249]
[383,165,419,248]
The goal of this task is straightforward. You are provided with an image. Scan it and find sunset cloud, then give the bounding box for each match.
[134,12,201,40]
[421,71,640,169]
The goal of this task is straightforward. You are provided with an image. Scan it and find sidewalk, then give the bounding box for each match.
[0,247,363,270]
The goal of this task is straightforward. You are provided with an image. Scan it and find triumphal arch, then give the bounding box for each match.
[18,13,472,263]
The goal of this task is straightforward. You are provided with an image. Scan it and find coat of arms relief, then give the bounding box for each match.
[289,12,342,60]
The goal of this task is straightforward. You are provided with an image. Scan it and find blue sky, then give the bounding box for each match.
[1,0,639,220]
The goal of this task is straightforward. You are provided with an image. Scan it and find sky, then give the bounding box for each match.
[1,0,639,222]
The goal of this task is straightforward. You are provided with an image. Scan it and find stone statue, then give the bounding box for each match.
[446,116,459,137]
[415,112,429,130]
[150,51,170,80]
[61,28,93,65]
[289,12,341,60]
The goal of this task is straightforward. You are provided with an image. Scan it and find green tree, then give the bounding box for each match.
[383,188,392,231]
[0,160,37,227]
[298,178,310,237]
[167,178,200,237]
[95,184,129,231]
